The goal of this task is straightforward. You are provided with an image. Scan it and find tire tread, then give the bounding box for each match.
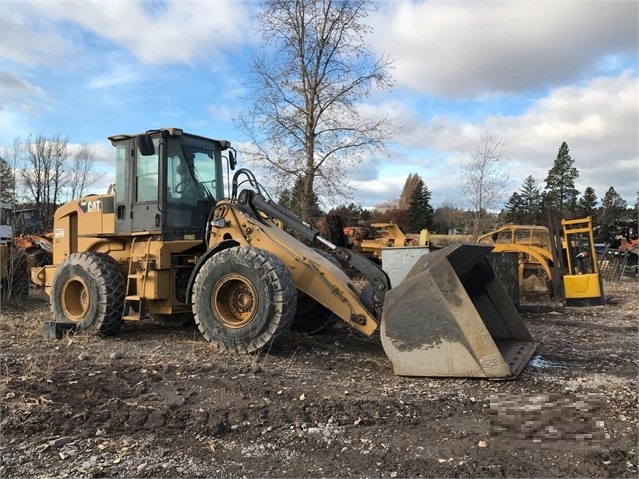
[193,246,296,353]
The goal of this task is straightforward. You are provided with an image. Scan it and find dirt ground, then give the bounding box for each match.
[1,280,637,478]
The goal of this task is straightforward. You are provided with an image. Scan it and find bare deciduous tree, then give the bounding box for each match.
[68,144,106,200]
[0,138,23,204]
[21,134,70,225]
[459,133,509,239]
[0,159,16,204]
[236,0,396,221]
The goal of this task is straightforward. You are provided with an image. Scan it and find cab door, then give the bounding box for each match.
[114,140,132,234]
[131,137,162,232]
[114,136,163,234]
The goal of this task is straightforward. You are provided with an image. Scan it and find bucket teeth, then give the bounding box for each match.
[380,244,537,378]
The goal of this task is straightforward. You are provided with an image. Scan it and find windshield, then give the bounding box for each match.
[167,137,222,204]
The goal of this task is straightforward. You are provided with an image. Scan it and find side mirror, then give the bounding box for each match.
[228,150,236,170]
[137,134,155,156]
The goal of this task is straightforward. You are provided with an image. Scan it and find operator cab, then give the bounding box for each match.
[109,128,235,240]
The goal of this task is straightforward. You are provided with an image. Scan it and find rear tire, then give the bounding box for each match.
[192,246,296,353]
[51,252,125,335]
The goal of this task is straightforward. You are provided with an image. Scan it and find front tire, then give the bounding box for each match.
[51,252,125,335]
[192,246,296,353]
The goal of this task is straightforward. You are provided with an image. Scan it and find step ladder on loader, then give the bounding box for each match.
[123,236,153,321]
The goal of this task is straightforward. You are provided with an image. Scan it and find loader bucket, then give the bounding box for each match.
[380,244,537,378]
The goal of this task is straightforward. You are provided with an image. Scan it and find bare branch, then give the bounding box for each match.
[67,144,107,200]
[235,0,396,221]
[459,133,509,238]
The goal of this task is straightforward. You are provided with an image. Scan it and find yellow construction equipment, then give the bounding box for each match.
[344,223,411,261]
[32,128,537,378]
[478,220,605,306]
[476,224,554,287]
[562,217,604,306]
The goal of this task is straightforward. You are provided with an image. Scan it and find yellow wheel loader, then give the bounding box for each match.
[32,128,537,378]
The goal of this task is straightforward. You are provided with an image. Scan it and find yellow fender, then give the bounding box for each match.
[489,243,553,282]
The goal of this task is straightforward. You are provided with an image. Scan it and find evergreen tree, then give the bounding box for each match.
[578,186,598,219]
[544,142,580,217]
[398,173,422,210]
[504,192,525,223]
[406,180,434,233]
[278,188,293,211]
[519,175,543,223]
[278,176,323,221]
[504,175,542,224]
[599,186,627,226]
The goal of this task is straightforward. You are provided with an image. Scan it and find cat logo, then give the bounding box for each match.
[78,199,101,214]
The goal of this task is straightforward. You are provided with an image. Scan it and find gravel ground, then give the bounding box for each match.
[1,280,637,478]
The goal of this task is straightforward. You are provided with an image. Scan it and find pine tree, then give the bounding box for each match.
[278,188,293,211]
[406,180,434,233]
[578,186,598,219]
[519,175,542,223]
[599,186,627,226]
[503,176,542,224]
[504,192,525,223]
[544,142,580,217]
[295,176,323,221]
[278,176,323,221]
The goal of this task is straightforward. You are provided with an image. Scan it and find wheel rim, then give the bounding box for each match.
[61,276,90,322]
[212,274,258,328]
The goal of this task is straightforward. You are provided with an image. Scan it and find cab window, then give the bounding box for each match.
[136,139,159,203]
[167,142,198,204]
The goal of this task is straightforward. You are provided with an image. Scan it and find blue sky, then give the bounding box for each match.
[1,0,637,211]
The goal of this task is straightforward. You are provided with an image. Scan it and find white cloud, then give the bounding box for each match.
[347,176,406,208]
[0,4,75,67]
[349,70,638,209]
[487,71,638,201]
[0,71,48,110]
[19,0,253,66]
[87,69,143,90]
[371,1,637,97]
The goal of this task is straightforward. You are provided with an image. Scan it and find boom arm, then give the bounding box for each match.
[236,189,390,305]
